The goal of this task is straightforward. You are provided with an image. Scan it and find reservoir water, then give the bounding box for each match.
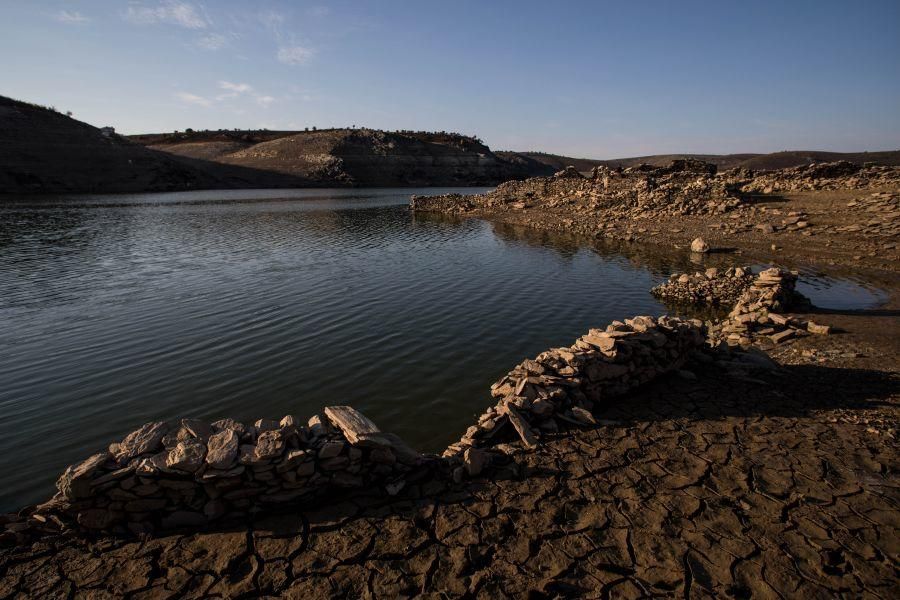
[0,187,886,510]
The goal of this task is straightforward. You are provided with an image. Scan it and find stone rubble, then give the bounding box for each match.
[442,315,707,478]
[411,160,900,229]
[704,267,819,350]
[651,266,756,307]
[740,161,900,193]
[5,407,429,538]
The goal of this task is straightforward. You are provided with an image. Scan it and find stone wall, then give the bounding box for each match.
[33,407,426,536]
[651,266,755,306]
[442,315,707,479]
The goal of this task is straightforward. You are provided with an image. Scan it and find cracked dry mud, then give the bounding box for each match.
[2,305,897,599]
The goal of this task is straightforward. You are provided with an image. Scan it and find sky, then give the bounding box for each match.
[1,0,899,158]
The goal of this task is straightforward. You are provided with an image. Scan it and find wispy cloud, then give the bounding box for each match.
[277,45,315,66]
[124,1,208,29]
[219,81,252,93]
[55,10,90,24]
[195,32,226,50]
[214,81,276,108]
[175,92,212,107]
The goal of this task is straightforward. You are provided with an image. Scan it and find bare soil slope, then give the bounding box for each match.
[133,129,538,187]
[0,96,219,194]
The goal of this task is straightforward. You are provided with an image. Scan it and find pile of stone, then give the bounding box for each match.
[412,159,747,220]
[651,266,755,306]
[8,407,425,538]
[827,192,900,243]
[443,315,706,479]
[411,161,900,230]
[740,162,900,193]
[707,268,823,349]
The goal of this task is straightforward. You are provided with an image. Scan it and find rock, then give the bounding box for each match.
[166,439,207,473]
[254,418,280,433]
[57,452,109,500]
[211,418,248,438]
[181,418,213,440]
[502,404,538,448]
[318,441,345,459]
[570,407,597,425]
[76,508,118,530]
[205,429,239,469]
[463,448,490,477]
[690,237,710,253]
[756,223,775,234]
[769,329,796,344]
[115,422,169,461]
[255,431,285,460]
[806,321,832,335]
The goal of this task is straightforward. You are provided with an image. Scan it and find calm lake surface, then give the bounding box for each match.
[0,187,886,510]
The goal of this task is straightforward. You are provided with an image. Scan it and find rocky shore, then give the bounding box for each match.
[411,160,900,274]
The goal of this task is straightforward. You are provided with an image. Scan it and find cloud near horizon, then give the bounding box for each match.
[124,1,208,29]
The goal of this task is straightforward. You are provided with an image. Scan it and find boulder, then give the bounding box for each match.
[690,237,710,253]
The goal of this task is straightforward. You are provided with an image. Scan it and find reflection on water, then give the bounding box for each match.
[0,188,885,510]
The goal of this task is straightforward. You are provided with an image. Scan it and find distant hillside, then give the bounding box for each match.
[131,128,537,187]
[500,150,900,173]
[0,96,222,194]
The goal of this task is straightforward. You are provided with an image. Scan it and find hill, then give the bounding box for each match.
[131,128,538,187]
[500,150,900,173]
[0,96,224,194]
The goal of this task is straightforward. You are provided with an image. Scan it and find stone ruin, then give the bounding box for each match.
[442,315,707,478]
[413,158,745,220]
[410,160,900,224]
[651,266,756,307]
[18,407,427,537]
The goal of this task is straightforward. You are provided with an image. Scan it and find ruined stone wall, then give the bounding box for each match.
[442,315,707,479]
[40,408,425,535]
[651,266,755,306]
[412,160,744,219]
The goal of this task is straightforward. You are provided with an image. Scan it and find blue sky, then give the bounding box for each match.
[2,0,899,157]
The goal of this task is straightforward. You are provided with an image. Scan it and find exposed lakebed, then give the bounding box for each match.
[0,188,886,510]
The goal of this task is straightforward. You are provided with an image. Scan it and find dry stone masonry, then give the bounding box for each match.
[23,407,426,536]
[651,266,755,306]
[442,315,707,480]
